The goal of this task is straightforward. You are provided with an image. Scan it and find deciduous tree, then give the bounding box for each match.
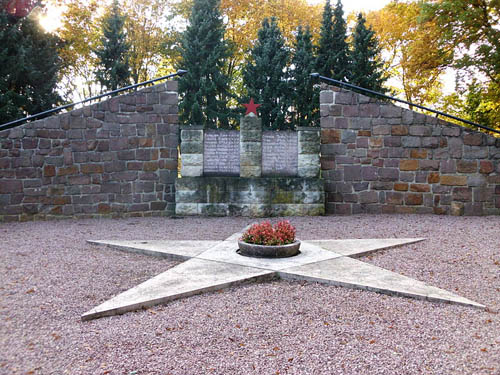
[366,1,452,105]
[421,0,500,128]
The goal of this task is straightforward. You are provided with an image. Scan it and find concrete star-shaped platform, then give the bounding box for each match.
[83,230,485,321]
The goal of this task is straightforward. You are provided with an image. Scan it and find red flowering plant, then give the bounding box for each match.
[240,220,296,246]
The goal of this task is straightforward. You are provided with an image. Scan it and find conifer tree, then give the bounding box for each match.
[350,13,387,93]
[243,17,291,130]
[291,26,319,127]
[177,0,231,128]
[330,0,350,81]
[315,0,334,77]
[0,11,61,124]
[94,0,130,92]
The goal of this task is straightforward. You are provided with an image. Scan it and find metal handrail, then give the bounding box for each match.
[311,73,500,135]
[0,70,188,131]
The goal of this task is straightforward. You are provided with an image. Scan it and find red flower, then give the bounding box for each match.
[241,220,296,246]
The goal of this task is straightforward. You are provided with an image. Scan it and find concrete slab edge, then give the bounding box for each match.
[86,240,192,261]
[81,271,277,321]
[347,238,427,258]
[277,271,486,310]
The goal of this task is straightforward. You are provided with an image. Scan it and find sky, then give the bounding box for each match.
[306,0,393,14]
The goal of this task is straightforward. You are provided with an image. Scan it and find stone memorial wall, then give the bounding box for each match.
[0,81,179,222]
[176,113,324,216]
[320,87,500,216]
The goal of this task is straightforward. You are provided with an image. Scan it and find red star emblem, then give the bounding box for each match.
[242,98,261,116]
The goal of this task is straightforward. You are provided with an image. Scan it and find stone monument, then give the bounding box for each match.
[176,100,324,216]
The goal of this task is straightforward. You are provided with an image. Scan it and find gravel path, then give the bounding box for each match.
[0,215,498,375]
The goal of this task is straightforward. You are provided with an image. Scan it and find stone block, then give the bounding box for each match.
[456,160,477,173]
[320,91,334,104]
[452,187,472,202]
[361,166,378,181]
[463,133,483,146]
[464,146,488,159]
[409,125,432,136]
[441,126,461,137]
[181,165,203,177]
[380,105,401,118]
[402,136,421,148]
[421,137,440,148]
[321,129,340,144]
[321,143,347,156]
[369,137,383,148]
[450,202,464,216]
[384,136,401,147]
[391,125,408,136]
[410,184,430,193]
[440,175,467,186]
[419,160,440,171]
[373,125,391,136]
[344,165,362,181]
[440,160,456,174]
[400,160,419,171]
[349,117,371,130]
[181,129,204,143]
[298,141,320,154]
[427,172,440,184]
[371,182,393,190]
[343,105,359,117]
[405,193,423,206]
[386,192,404,205]
[394,183,409,191]
[467,174,486,187]
[479,161,494,174]
[379,168,399,182]
[181,154,203,167]
[473,187,494,202]
[335,92,354,105]
[359,191,378,204]
[358,104,380,117]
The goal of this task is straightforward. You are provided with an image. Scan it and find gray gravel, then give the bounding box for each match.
[0,214,498,375]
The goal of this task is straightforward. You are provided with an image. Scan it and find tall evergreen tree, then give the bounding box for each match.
[94,0,130,92]
[291,26,319,127]
[0,11,61,124]
[330,0,350,81]
[349,13,387,93]
[243,17,290,130]
[177,0,231,128]
[315,0,334,77]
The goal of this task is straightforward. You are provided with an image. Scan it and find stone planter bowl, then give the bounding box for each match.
[237,240,301,258]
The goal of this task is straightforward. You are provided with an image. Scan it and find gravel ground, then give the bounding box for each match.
[0,214,498,375]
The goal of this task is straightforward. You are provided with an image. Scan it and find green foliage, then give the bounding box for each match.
[315,0,334,77]
[349,13,387,94]
[291,26,319,127]
[243,17,291,130]
[421,0,500,130]
[316,0,350,81]
[177,0,232,128]
[94,0,131,92]
[0,11,61,124]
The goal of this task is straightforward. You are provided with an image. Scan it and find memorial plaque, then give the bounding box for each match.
[203,130,240,176]
[262,131,298,176]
